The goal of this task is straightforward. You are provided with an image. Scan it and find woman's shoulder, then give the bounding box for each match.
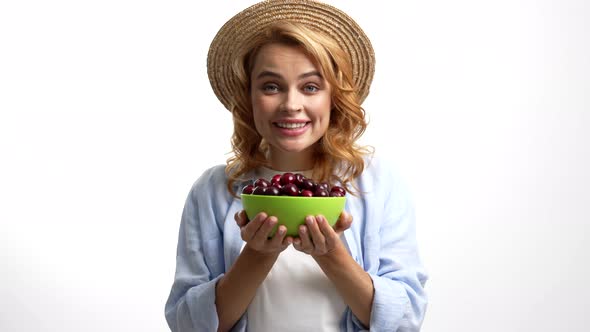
[192,164,227,186]
[186,164,233,201]
[188,164,256,199]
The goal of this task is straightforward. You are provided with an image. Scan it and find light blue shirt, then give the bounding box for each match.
[165,155,428,331]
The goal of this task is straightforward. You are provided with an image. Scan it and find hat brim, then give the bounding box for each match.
[207,0,375,110]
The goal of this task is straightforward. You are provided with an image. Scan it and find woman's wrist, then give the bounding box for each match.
[243,243,282,260]
[312,241,349,264]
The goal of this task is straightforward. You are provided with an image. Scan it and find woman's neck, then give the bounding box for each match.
[267,148,315,171]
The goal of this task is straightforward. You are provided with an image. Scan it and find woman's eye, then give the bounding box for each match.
[262,84,279,93]
[303,85,319,93]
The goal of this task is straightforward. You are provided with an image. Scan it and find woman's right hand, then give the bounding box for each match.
[234,210,293,255]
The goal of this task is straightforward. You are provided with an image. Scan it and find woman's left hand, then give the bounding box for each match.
[293,211,352,257]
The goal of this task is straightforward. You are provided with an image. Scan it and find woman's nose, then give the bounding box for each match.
[280,90,303,113]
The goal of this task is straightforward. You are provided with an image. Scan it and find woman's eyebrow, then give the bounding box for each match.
[255,70,322,80]
[255,70,282,80]
[299,71,322,80]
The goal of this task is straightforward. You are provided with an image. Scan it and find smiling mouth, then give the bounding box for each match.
[274,122,310,129]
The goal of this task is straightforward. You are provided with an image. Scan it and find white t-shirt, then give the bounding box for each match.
[245,167,348,331]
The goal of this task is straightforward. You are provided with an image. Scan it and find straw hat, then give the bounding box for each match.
[207,0,375,111]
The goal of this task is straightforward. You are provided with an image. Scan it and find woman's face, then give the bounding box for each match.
[250,43,331,170]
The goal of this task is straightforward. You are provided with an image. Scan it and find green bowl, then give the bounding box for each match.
[241,194,346,237]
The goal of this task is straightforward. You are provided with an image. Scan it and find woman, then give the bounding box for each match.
[165,1,428,331]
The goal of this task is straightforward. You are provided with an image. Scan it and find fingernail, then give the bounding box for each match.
[306,217,314,225]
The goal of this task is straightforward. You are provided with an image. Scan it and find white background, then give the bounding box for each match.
[1,0,589,331]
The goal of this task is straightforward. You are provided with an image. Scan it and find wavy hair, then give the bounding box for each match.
[225,21,372,196]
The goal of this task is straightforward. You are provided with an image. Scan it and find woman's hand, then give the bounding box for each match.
[293,211,353,257]
[235,210,293,255]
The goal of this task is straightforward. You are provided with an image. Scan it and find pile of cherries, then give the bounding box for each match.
[241,172,346,197]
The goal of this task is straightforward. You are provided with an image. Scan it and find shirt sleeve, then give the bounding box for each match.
[164,168,247,332]
[350,157,429,331]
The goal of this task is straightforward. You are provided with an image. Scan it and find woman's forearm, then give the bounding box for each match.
[314,244,374,327]
[215,245,278,332]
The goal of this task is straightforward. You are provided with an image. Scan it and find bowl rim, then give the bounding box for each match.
[240,194,346,200]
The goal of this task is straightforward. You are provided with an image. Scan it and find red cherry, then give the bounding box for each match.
[330,186,346,196]
[281,183,299,196]
[300,189,313,197]
[254,178,271,188]
[317,182,330,191]
[253,186,268,195]
[242,184,255,194]
[329,191,343,197]
[280,172,295,185]
[294,173,305,187]
[302,179,316,191]
[268,186,281,196]
[271,174,282,186]
[314,188,329,197]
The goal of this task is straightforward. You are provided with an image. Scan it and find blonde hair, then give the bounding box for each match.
[225,21,372,196]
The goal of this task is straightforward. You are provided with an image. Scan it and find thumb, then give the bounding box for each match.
[333,211,352,234]
[235,210,249,227]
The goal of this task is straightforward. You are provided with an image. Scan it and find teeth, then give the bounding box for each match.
[276,122,307,129]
